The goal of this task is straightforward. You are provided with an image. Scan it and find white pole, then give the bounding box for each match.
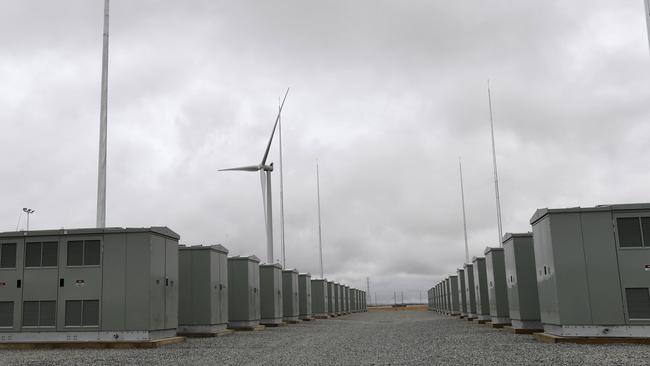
[459,157,469,263]
[266,171,274,264]
[278,100,286,268]
[487,80,503,246]
[96,0,110,228]
[317,163,324,278]
[645,0,650,53]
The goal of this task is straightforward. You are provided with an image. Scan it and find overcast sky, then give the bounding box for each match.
[1,1,649,303]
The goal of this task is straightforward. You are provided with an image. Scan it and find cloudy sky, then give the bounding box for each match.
[1,1,649,303]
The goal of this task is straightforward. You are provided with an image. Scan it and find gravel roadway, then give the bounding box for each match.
[1,310,648,365]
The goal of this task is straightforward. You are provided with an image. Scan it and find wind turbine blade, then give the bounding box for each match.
[261,88,290,165]
[219,165,261,172]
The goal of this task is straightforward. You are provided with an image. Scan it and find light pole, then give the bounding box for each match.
[96,0,110,228]
[22,208,35,231]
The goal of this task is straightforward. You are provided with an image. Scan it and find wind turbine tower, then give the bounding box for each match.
[220,89,290,264]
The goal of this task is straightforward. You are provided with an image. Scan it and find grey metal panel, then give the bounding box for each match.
[532,214,560,324]
[260,264,283,322]
[449,276,460,313]
[228,256,261,324]
[178,245,231,326]
[149,236,165,330]
[472,257,489,316]
[463,264,476,315]
[178,247,211,326]
[101,233,126,330]
[282,269,299,319]
[327,282,335,315]
[56,235,103,332]
[333,283,340,314]
[299,274,312,317]
[549,213,592,325]
[457,269,467,314]
[311,279,328,315]
[503,233,541,323]
[0,237,24,332]
[218,252,228,324]
[580,212,624,325]
[164,237,178,329]
[484,247,510,320]
[125,233,151,331]
[22,236,60,331]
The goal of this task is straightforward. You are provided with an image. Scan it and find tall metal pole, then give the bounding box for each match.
[645,0,650,53]
[459,157,470,263]
[278,100,286,268]
[317,163,324,278]
[487,80,503,246]
[96,0,110,228]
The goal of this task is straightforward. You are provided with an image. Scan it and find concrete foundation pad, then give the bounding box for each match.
[284,319,303,324]
[534,333,650,345]
[477,319,490,325]
[503,326,543,335]
[314,315,330,319]
[231,325,266,332]
[179,330,234,338]
[0,337,185,350]
[491,323,510,329]
[300,317,315,321]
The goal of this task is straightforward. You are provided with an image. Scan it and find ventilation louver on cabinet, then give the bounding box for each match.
[0,301,13,327]
[626,288,650,319]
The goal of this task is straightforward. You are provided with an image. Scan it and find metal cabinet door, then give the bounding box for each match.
[22,236,60,331]
[164,238,178,329]
[219,254,228,324]
[210,252,220,324]
[149,237,165,330]
[57,236,103,332]
[0,238,24,331]
[254,264,261,319]
[275,269,282,318]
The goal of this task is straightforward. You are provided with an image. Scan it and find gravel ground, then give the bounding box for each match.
[1,311,649,365]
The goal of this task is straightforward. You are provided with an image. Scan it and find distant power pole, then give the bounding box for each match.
[316,164,324,278]
[487,80,504,245]
[374,292,377,306]
[459,157,470,263]
[96,0,110,228]
[401,292,404,304]
[419,291,422,304]
[366,277,370,301]
[394,292,397,305]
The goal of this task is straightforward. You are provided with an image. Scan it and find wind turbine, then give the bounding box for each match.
[220,89,290,264]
